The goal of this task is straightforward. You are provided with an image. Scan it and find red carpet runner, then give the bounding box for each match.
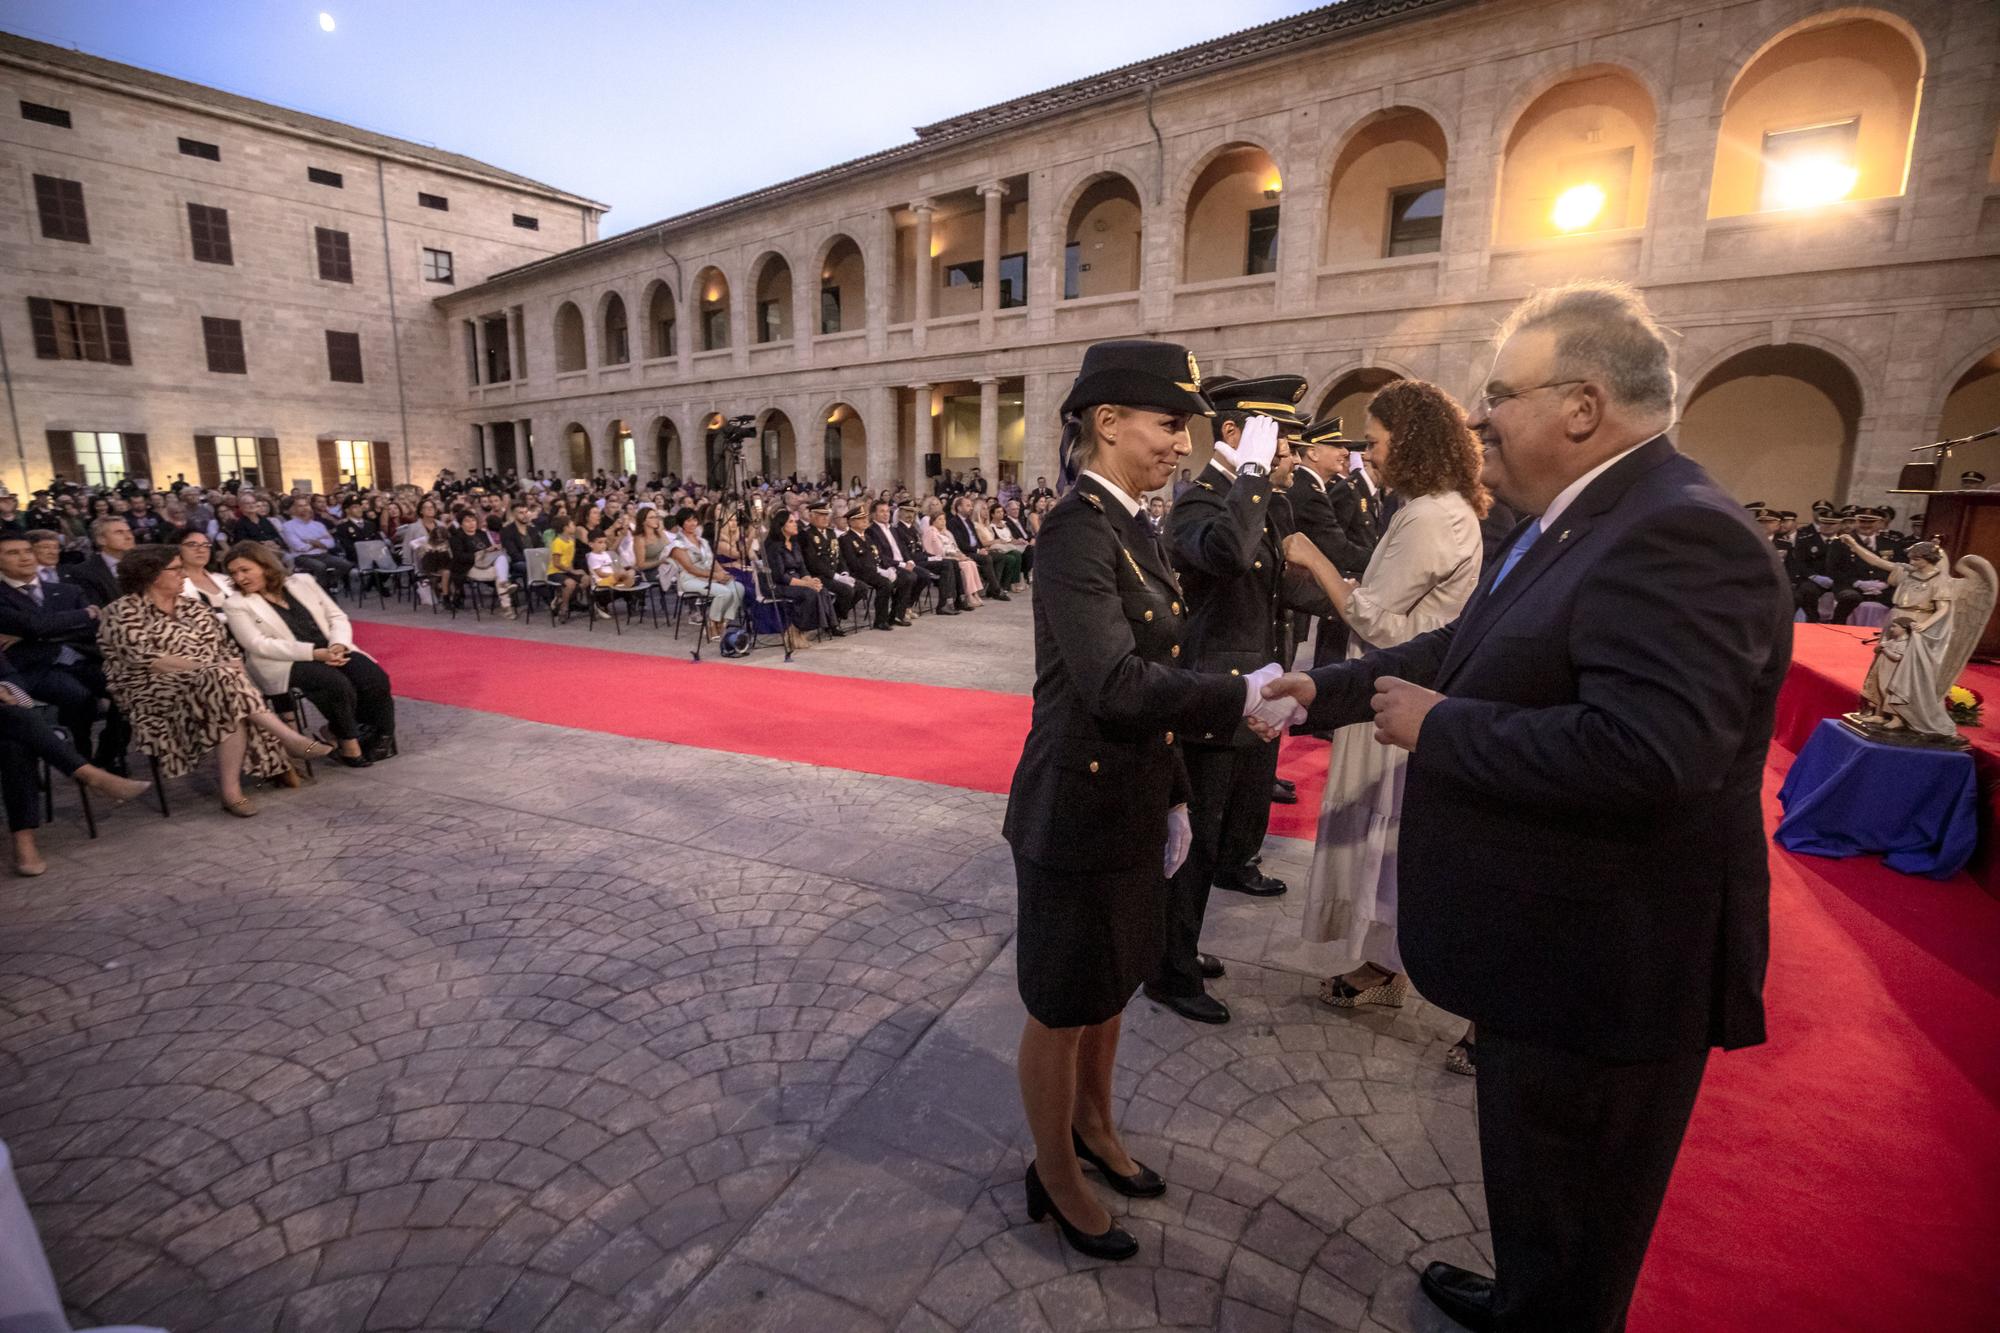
[356,620,1999,1331]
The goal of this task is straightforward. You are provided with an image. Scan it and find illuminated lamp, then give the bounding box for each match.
[1262,175,1283,201]
[1550,183,1606,232]
[1768,154,1859,210]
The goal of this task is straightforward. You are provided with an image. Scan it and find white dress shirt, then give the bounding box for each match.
[1537,440,1652,532]
[874,521,906,565]
[1081,470,1143,518]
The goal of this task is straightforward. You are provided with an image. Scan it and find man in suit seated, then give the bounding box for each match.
[63,517,130,607]
[0,532,130,773]
[25,530,64,586]
[889,500,960,615]
[867,500,932,614]
[1259,280,1788,1333]
[841,505,914,631]
[947,495,1007,601]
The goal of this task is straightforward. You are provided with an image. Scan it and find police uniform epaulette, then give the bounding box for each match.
[1079,490,1104,511]
[1195,480,1215,492]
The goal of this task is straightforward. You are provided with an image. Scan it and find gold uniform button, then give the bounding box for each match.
[1165,731,1175,745]
[1229,668,1240,676]
[1088,761,1100,774]
[1171,645,1181,658]
[1251,495,1262,504]
[1143,609,1154,622]
[1253,560,1263,569]
[1171,601,1181,614]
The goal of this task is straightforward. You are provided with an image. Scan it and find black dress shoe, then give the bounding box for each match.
[1213,868,1288,897]
[1025,1162,1137,1261]
[956,598,974,611]
[1275,777,1295,793]
[1197,953,1226,980]
[989,591,1011,601]
[1070,1131,1165,1198]
[332,751,373,769]
[937,606,959,615]
[1143,986,1230,1024]
[895,614,916,626]
[873,620,894,631]
[826,623,847,637]
[1419,1262,1495,1332]
[1270,782,1298,805]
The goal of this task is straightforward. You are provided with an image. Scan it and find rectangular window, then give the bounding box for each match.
[307,166,343,188]
[1246,205,1280,275]
[325,330,364,383]
[187,202,233,264]
[1386,181,1445,257]
[335,439,374,489]
[998,251,1027,309]
[757,299,782,343]
[202,316,246,374]
[417,191,448,211]
[72,432,126,487]
[512,213,539,230]
[28,298,130,364]
[314,226,353,282]
[422,247,454,283]
[20,101,70,129]
[1759,119,1861,213]
[944,260,982,289]
[178,136,220,161]
[820,286,842,335]
[1063,242,1081,300]
[217,434,261,485]
[701,307,728,350]
[655,316,676,358]
[33,175,89,244]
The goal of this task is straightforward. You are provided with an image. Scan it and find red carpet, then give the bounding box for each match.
[355,620,2000,1331]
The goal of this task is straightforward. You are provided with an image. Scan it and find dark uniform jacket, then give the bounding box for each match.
[1289,467,1372,577]
[1168,463,1333,747]
[838,528,888,580]
[800,523,849,583]
[1003,475,1243,873]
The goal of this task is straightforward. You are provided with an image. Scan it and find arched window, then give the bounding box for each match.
[1496,70,1656,244]
[752,253,792,344]
[818,236,865,334]
[553,302,586,373]
[1679,344,1862,513]
[823,403,865,483]
[1063,174,1143,299]
[600,293,629,365]
[695,268,730,351]
[1183,144,1283,282]
[562,422,590,476]
[644,281,677,358]
[757,410,797,479]
[1324,110,1448,262]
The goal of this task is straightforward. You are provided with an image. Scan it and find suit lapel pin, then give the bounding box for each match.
[1559,529,1571,543]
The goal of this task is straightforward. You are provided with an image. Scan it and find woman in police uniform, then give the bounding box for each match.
[1005,340,1266,1260]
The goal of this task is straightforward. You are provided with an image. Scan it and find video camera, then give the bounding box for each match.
[716,414,758,455]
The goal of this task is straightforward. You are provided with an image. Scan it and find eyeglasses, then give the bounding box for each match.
[1476,379,1585,415]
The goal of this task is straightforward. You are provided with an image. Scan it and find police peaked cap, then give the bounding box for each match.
[1059,340,1213,419]
[1206,374,1310,429]
[1301,414,1363,450]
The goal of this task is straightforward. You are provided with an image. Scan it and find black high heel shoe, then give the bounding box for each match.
[1024,1162,1137,1261]
[1071,1130,1165,1198]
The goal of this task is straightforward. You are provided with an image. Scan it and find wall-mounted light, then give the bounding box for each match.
[1550,183,1606,232]
[1767,154,1858,210]
[1262,175,1283,201]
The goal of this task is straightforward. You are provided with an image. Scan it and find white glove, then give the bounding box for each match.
[1855,580,1888,595]
[1164,804,1192,877]
[1242,662,1285,715]
[1212,416,1280,475]
[1241,662,1309,732]
[1809,575,1833,589]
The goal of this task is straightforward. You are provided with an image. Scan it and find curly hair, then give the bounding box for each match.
[1367,380,1490,517]
[115,543,181,597]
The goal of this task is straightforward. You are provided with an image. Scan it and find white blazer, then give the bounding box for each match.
[223,574,364,695]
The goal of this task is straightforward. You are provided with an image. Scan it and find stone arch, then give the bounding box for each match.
[597,291,630,366]
[1060,171,1145,299]
[816,401,867,487]
[754,408,797,481]
[553,301,586,373]
[1312,366,1409,431]
[1493,63,1661,245]
[648,414,683,479]
[1322,106,1451,263]
[694,267,731,351]
[1706,9,1927,218]
[641,278,678,359]
[561,421,591,478]
[1178,138,1287,283]
[749,250,794,344]
[1934,346,2000,483]
[812,234,866,335]
[1678,343,1865,512]
[602,417,636,477]
[700,412,729,486]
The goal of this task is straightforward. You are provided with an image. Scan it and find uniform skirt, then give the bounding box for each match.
[1014,849,1164,1029]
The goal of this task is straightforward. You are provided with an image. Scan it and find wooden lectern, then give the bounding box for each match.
[1892,488,2000,660]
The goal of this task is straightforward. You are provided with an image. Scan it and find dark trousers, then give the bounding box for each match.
[0,705,86,832]
[966,550,1001,596]
[293,553,357,586]
[826,577,859,619]
[287,655,395,742]
[1152,739,1277,995]
[1215,734,1280,876]
[1830,584,1890,625]
[1477,1029,1710,1332]
[21,661,128,768]
[920,557,962,606]
[856,567,914,625]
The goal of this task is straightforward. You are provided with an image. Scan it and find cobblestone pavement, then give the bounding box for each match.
[0,614,1484,1332]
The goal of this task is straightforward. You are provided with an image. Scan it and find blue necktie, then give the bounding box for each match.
[1490,519,1542,589]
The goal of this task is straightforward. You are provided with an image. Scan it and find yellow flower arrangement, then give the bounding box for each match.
[1946,683,1983,725]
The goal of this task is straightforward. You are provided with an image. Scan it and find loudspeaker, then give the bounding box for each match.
[924,452,942,478]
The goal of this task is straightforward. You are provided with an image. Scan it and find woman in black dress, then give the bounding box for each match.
[1006,340,1272,1260]
[764,508,828,651]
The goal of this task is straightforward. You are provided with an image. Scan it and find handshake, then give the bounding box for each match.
[1242,664,1311,738]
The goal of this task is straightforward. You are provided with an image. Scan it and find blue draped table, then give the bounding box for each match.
[1775,718,1978,879]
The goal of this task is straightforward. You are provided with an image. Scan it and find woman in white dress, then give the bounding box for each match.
[1285,380,1488,1072]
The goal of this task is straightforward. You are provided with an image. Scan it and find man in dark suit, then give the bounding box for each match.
[799,500,857,631]
[0,532,130,772]
[840,506,912,631]
[865,499,927,620]
[947,495,1008,601]
[64,517,131,607]
[891,502,960,614]
[1260,282,1788,1332]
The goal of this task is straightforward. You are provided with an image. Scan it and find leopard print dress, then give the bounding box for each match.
[98,594,291,780]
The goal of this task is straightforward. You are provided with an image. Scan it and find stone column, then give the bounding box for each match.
[912,383,934,490]
[911,201,935,347]
[978,181,1007,335]
[472,423,489,471]
[977,377,1000,486]
[510,307,528,381]
[469,318,488,387]
[1023,372,1060,490]
[519,418,534,474]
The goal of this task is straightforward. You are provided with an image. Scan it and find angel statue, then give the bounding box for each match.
[1839,536,1998,748]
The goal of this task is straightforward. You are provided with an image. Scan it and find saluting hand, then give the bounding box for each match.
[1371,676,1444,751]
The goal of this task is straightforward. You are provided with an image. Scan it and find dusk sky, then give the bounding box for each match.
[0,0,1317,233]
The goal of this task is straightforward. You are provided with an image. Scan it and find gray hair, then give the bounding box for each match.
[89,515,129,543]
[1495,280,1676,416]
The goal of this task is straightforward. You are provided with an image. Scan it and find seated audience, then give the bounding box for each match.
[894,501,960,614]
[922,498,982,608]
[545,516,586,622]
[97,544,331,817]
[222,542,395,767]
[280,497,356,589]
[64,517,131,606]
[0,644,149,876]
[763,509,829,652]
[0,532,130,773]
[175,529,235,611]
[975,501,1026,592]
[839,504,914,631]
[665,507,744,639]
[25,530,64,585]
[946,495,1007,601]
[444,510,517,618]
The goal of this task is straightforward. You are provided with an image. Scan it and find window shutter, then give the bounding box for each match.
[103,305,130,365]
[194,435,219,489]
[317,438,340,493]
[123,433,151,484]
[44,430,77,484]
[371,440,394,489]
[27,298,57,359]
[256,437,281,489]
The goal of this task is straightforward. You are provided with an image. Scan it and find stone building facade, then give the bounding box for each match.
[0,31,606,496]
[440,0,2000,516]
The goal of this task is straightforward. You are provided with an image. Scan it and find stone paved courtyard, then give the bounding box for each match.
[0,597,1479,1332]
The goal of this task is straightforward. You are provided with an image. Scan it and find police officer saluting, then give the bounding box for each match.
[1005,340,1288,1260]
[1143,374,1336,1025]
[1291,414,1378,670]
